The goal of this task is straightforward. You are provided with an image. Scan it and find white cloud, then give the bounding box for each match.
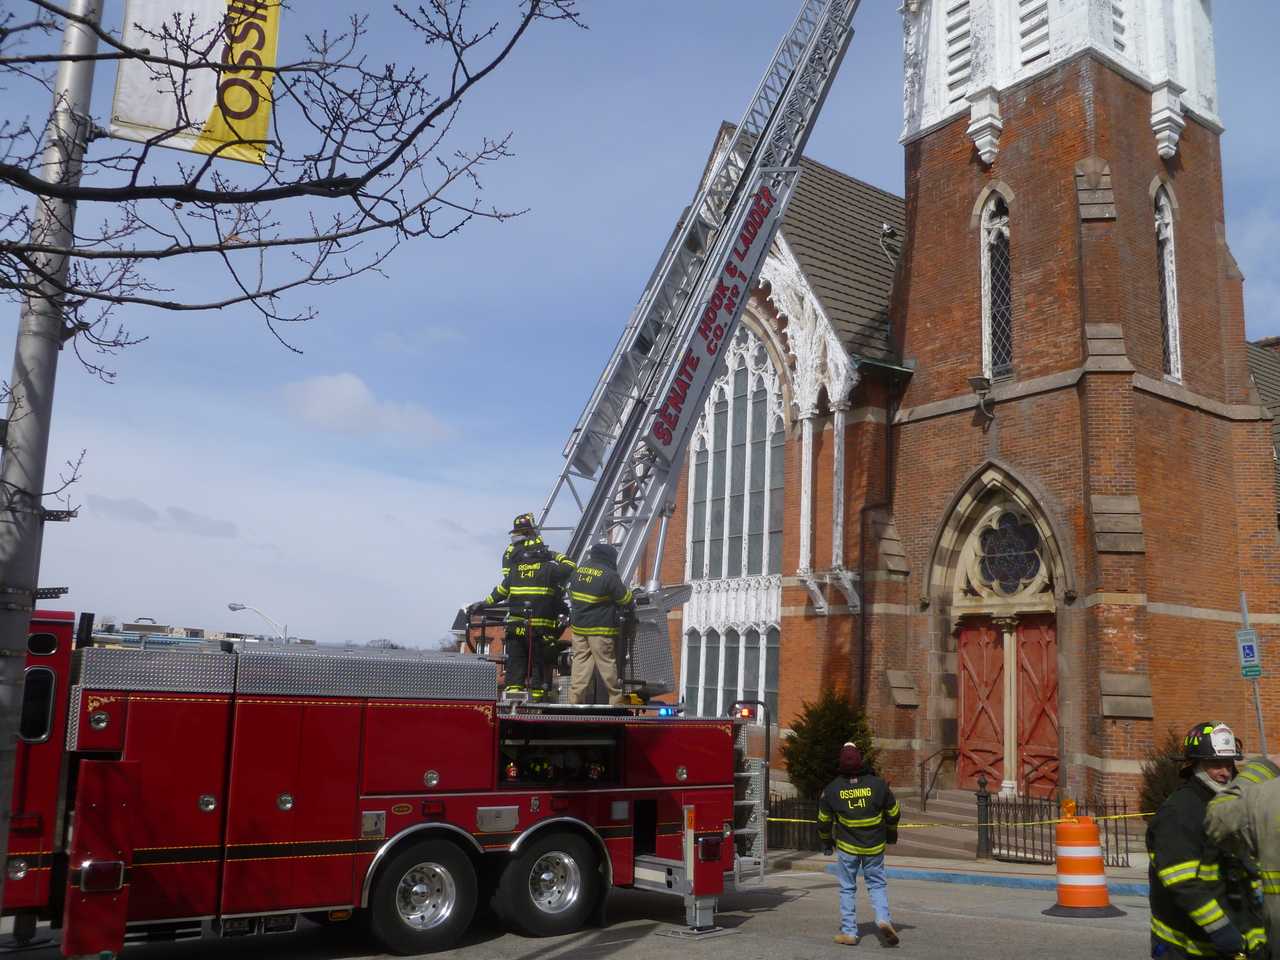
[43,411,533,646]
[282,372,446,442]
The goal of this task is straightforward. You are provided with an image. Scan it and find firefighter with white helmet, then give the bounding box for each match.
[1147,721,1267,958]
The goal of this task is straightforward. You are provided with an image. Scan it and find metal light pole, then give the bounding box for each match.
[0,0,103,904]
[228,603,288,643]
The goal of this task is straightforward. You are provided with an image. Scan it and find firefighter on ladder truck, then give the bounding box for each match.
[470,512,574,700]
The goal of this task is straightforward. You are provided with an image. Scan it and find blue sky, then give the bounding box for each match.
[20,2,1280,645]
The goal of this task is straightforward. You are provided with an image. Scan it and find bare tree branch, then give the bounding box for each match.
[0,0,585,375]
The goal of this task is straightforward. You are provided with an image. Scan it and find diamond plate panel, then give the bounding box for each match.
[234,646,497,700]
[73,647,235,693]
[66,684,82,750]
[629,619,674,696]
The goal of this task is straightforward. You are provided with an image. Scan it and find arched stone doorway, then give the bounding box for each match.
[928,466,1068,798]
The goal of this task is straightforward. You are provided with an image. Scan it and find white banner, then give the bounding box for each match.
[110,0,281,165]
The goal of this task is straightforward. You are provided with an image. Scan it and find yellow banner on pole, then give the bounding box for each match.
[110,0,281,165]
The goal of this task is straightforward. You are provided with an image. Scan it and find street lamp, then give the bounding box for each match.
[227,602,288,643]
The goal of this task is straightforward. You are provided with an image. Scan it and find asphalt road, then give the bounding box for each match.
[21,870,1151,960]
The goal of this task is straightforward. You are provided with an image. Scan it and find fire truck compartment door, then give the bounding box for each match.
[62,760,139,958]
[221,698,362,915]
[123,693,232,920]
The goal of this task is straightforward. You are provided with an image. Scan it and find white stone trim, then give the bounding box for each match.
[684,575,783,635]
[901,0,1223,148]
[1154,186,1182,379]
[1151,80,1187,160]
[832,404,848,569]
[966,86,1003,165]
[759,232,858,417]
[799,416,814,574]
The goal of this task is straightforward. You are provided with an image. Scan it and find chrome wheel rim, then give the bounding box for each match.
[528,851,581,914]
[395,861,456,930]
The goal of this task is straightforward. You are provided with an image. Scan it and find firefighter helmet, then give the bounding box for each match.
[1183,721,1243,762]
[525,756,554,782]
[510,512,537,536]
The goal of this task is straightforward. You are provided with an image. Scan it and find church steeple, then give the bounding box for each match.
[900,0,1221,163]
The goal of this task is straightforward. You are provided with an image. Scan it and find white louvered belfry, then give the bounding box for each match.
[944,0,972,104]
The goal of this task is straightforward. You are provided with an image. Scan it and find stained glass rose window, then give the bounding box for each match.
[978,512,1041,594]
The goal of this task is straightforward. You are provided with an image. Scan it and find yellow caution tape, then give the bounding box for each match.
[766,811,1153,830]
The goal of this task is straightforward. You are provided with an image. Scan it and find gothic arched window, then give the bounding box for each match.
[981,194,1013,379]
[687,326,786,582]
[1155,187,1182,380]
[681,625,779,719]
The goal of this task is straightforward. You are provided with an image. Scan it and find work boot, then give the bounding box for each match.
[877,922,899,946]
[502,685,526,700]
[834,933,859,946]
[529,687,547,701]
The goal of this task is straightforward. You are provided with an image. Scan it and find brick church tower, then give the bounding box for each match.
[878,0,1279,798]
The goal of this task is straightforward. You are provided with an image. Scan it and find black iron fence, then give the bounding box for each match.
[767,795,824,852]
[982,789,1135,868]
[767,786,1137,868]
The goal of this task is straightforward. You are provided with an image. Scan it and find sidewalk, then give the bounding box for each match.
[768,849,1150,897]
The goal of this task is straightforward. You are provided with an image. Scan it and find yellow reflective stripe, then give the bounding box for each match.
[816,810,832,823]
[837,813,883,828]
[886,803,900,818]
[1189,899,1225,927]
[1239,760,1277,783]
[554,553,576,568]
[1196,863,1220,882]
[1158,860,1200,886]
[509,586,555,595]
[1261,870,1280,895]
[573,626,619,636]
[620,589,633,604]
[1245,928,1267,949]
[1151,918,1215,956]
[834,837,885,856]
[570,591,609,603]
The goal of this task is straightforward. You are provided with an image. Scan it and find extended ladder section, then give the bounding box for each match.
[539,0,859,585]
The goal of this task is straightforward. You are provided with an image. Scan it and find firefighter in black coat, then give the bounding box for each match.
[471,513,573,700]
[1147,721,1267,959]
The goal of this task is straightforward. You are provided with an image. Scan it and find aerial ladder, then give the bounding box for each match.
[485,0,861,698]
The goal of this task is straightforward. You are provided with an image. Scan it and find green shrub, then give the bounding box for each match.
[780,689,879,801]
[1139,728,1186,814]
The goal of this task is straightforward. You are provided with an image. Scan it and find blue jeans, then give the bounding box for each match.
[834,851,891,936]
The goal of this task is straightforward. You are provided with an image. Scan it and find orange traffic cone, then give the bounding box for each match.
[1042,814,1126,918]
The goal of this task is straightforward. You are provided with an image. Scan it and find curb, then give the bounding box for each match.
[771,859,1148,897]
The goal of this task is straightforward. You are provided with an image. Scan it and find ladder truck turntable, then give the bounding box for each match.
[0,1,860,955]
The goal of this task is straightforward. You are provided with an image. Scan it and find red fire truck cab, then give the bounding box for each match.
[2,612,766,957]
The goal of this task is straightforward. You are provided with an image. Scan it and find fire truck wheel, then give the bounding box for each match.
[369,839,477,955]
[499,831,601,937]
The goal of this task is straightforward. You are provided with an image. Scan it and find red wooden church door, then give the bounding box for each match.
[957,621,1004,789]
[1016,616,1059,797]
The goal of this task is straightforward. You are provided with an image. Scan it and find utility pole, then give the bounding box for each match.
[0,0,103,902]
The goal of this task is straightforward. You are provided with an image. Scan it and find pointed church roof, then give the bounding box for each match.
[697,123,906,362]
[782,152,905,363]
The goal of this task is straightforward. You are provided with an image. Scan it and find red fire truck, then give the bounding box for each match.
[1,612,767,957]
